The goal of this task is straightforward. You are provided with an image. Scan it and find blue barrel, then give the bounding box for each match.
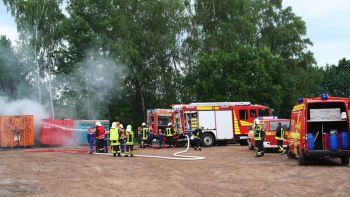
[328,133,339,151]
[307,133,315,151]
[341,132,349,150]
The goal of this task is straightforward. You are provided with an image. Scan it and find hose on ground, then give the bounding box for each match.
[95,135,205,160]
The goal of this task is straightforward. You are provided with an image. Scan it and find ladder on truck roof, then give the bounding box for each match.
[188,102,251,107]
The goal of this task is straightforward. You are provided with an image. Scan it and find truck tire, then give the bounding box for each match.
[247,140,254,150]
[298,150,306,165]
[286,147,295,159]
[201,133,215,147]
[341,157,349,165]
[239,140,248,146]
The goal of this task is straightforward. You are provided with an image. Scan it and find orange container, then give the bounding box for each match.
[0,115,34,148]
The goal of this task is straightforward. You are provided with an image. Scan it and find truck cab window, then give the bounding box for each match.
[259,109,270,117]
[250,110,257,117]
[239,110,248,120]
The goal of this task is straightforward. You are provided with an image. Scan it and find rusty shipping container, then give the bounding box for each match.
[0,115,34,148]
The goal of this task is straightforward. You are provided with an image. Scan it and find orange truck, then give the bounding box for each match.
[0,115,34,148]
[286,95,350,165]
[247,118,290,150]
[172,102,272,146]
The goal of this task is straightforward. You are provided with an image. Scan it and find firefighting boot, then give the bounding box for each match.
[194,147,197,151]
[113,153,116,157]
[199,147,201,151]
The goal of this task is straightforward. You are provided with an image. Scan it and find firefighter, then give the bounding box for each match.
[87,128,95,154]
[275,122,286,154]
[158,128,164,148]
[192,126,203,151]
[109,122,121,157]
[125,125,134,157]
[95,121,106,153]
[254,119,265,157]
[119,124,126,155]
[165,123,176,148]
[141,123,149,148]
[148,127,154,147]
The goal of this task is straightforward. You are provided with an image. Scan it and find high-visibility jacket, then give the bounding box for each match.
[109,127,120,145]
[126,131,134,145]
[275,126,285,140]
[254,125,263,141]
[165,127,174,137]
[192,128,202,139]
[142,127,149,140]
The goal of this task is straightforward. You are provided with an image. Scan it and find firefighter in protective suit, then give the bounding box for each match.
[125,125,134,157]
[165,123,176,148]
[275,122,286,154]
[140,123,149,148]
[109,122,121,157]
[254,119,265,157]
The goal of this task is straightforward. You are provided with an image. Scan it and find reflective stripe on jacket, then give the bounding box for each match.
[109,127,120,145]
[126,131,134,145]
[165,128,173,137]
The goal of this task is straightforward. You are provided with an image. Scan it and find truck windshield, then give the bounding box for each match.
[259,109,270,116]
[270,121,290,131]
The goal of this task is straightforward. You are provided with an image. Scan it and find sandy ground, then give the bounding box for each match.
[1,144,350,197]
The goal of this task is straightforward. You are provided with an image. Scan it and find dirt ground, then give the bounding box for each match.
[1,144,350,197]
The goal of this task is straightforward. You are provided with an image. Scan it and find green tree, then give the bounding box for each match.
[322,58,350,97]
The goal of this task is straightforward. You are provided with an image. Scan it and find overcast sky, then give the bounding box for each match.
[0,1,349,67]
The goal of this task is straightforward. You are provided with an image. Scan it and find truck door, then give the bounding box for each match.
[215,110,234,139]
[197,111,216,135]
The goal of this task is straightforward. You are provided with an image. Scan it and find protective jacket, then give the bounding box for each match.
[109,127,120,145]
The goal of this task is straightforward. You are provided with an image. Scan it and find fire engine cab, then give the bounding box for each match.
[173,102,272,146]
[287,95,350,165]
[247,118,290,150]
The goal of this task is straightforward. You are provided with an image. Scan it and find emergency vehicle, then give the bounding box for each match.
[287,95,350,165]
[247,118,290,150]
[147,109,173,136]
[173,102,272,147]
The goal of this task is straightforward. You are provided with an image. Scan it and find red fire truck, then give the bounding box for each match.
[247,118,290,150]
[173,102,272,146]
[147,109,174,136]
[286,95,350,165]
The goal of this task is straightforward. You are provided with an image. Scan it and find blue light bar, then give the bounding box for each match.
[320,93,329,100]
[297,98,303,103]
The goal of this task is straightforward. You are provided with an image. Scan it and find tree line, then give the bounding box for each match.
[0,0,349,126]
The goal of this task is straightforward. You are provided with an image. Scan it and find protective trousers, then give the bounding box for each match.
[277,140,284,152]
[125,145,134,156]
[111,143,121,157]
[96,139,105,153]
[194,138,201,150]
[166,136,173,147]
[255,140,264,157]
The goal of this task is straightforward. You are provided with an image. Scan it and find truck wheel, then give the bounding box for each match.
[247,140,254,150]
[201,133,215,147]
[341,157,349,165]
[239,140,248,146]
[286,147,295,159]
[298,150,306,165]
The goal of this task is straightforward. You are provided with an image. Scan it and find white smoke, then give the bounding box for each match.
[0,96,49,143]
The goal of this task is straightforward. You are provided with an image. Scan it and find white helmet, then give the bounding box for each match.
[167,122,172,126]
[142,122,146,126]
[126,125,132,132]
[120,124,124,129]
[95,121,102,127]
[111,122,117,128]
[254,119,260,125]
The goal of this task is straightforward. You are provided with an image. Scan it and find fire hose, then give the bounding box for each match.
[95,135,205,160]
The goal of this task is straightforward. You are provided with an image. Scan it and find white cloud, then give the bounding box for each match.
[0,23,18,44]
[283,0,350,66]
